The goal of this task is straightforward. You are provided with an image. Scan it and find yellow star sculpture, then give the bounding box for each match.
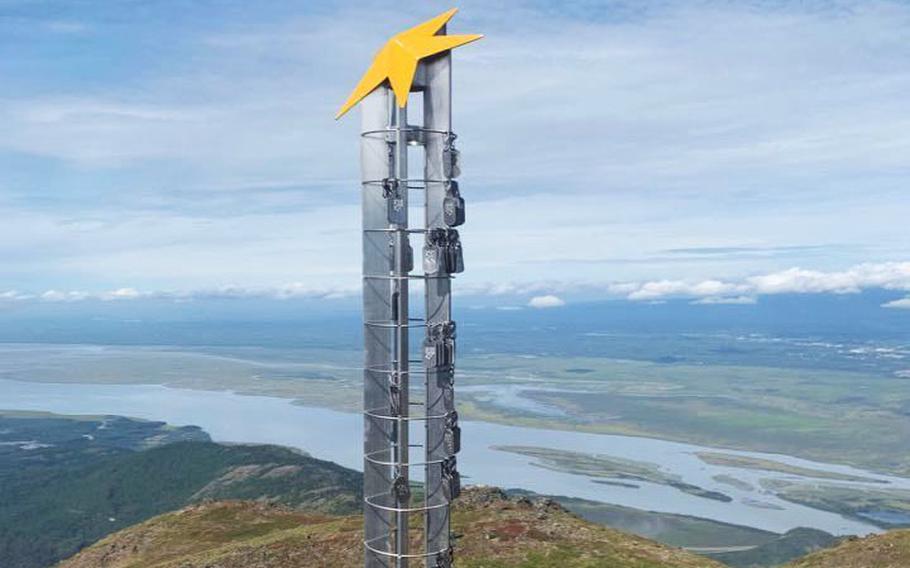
[335,8,482,119]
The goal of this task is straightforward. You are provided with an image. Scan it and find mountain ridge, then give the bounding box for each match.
[60,487,727,568]
[784,529,910,568]
[0,412,361,568]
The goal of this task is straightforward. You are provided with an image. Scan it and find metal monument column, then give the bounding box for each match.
[336,9,481,568]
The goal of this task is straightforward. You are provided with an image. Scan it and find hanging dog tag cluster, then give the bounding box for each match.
[424,320,456,370]
[423,229,464,275]
[429,134,464,543]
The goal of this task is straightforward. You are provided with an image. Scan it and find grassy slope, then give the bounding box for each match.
[710,528,840,568]
[60,488,725,568]
[2,441,360,568]
[784,530,910,568]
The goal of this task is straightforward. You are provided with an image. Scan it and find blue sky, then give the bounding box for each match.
[0,0,908,309]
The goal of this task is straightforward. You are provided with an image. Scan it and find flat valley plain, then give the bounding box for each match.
[3,336,908,478]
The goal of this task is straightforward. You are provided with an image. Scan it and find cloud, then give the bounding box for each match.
[747,263,910,295]
[2,284,359,304]
[3,261,909,309]
[627,279,749,301]
[617,262,910,303]
[104,288,142,300]
[460,261,910,307]
[40,290,89,302]
[692,296,758,305]
[528,295,566,309]
[883,298,910,310]
[0,290,33,301]
[0,1,908,296]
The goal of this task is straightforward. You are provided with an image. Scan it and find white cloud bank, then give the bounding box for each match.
[692,296,758,305]
[883,298,910,310]
[528,295,567,309]
[620,262,910,303]
[6,262,908,308]
[11,283,359,304]
[466,261,910,306]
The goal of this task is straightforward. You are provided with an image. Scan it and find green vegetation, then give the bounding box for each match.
[0,344,363,410]
[507,490,777,550]
[785,529,910,568]
[0,412,360,568]
[709,528,840,568]
[460,354,910,477]
[697,452,884,483]
[712,474,755,492]
[740,498,784,511]
[61,488,726,568]
[761,480,910,529]
[510,490,844,567]
[494,445,732,502]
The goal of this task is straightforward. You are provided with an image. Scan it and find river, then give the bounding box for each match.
[2,377,906,535]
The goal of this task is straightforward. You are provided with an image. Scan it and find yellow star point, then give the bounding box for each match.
[335,8,483,119]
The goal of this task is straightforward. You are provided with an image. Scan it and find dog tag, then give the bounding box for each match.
[444,426,461,455]
[442,457,461,500]
[435,548,453,568]
[403,240,413,273]
[383,178,407,225]
[443,145,461,179]
[389,382,401,415]
[444,412,461,455]
[423,338,440,369]
[391,475,411,503]
[444,230,464,274]
[443,181,465,227]
[436,369,456,389]
[423,229,447,275]
[423,244,441,275]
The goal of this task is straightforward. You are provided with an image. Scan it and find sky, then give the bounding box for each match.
[0,0,909,310]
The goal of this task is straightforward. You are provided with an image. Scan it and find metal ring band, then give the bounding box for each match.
[362,177,451,186]
[364,451,450,468]
[362,274,451,281]
[363,367,419,376]
[363,228,428,234]
[363,493,452,514]
[362,364,441,374]
[362,359,427,367]
[360,127,455,138]
[364,535,452,560]
[364,408,452,422]
[364,319,427,329]
[363,366,455,376]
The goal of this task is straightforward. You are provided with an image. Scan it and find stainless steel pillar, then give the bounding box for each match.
[361,44,461,568]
